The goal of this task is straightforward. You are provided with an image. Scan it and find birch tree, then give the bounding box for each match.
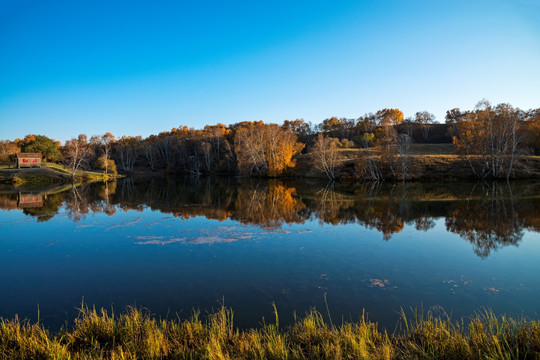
[414,111,435,141]
[92,132,115,177]
[453,100,522,179]
[234,122,304,176]
[63,134,94,179]
[311,133,340,180]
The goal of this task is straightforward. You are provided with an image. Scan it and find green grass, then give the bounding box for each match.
[1,305,539,359]
[43,163,121,182]
[0,163,122,185]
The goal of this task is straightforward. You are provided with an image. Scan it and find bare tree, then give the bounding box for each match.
[355,132,384,181]
[234,122,267,175]
[311,133,340,180]
[415,111,435,141]
[92,132,115,177]
[402,117,415,138]
[395,134,411,180]
[114,136,139,173]
[200,141,213,173]
[63,134,94,179]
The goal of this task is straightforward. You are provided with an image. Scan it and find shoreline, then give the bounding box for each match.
[1,305,538,359]
[2,153,540,186]
[0,166,122,185]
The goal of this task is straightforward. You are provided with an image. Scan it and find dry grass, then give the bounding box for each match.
[408,144,455,155]
[1,305,539,359]
[294,144,540,181]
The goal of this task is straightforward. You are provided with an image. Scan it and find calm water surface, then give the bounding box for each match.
[1,178,539,330]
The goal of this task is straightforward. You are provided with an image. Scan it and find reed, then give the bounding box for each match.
[0,305,539,359]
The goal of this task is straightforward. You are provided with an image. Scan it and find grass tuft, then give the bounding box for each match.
[0,305,539,359]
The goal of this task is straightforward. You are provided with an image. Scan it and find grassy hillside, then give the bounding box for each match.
[0,163,120,185]
[293,145,540,181]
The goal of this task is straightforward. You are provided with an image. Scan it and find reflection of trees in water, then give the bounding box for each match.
[0,193,18,210]
[445,182,524,258]
[63,181,118,221]
[109,177,306,228]
[2,178,540,258]
[112,177,236,221]
[312,181,355,225]
[306,181,534,254]
[64,185,90,221]
[415,209,435,231]
[95,181,117,216]
[352,182,407,241]
[233,180,306,228]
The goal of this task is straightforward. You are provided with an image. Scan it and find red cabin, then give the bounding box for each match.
[16,153,42,168]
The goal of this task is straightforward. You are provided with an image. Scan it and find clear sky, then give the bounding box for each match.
[1,0,539,142]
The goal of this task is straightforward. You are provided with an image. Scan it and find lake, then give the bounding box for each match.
[1,177,539,331]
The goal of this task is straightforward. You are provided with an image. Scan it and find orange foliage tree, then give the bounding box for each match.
[234,122,304,176]
[0,140,20,162]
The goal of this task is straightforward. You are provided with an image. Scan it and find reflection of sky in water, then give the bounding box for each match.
[1,184,540,331]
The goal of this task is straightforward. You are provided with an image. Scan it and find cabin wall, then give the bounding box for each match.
[17,158,42,168]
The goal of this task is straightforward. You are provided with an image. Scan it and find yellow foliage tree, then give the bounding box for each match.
[234,122,304,176]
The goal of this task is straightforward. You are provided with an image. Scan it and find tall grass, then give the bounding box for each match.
[0,305,539,359]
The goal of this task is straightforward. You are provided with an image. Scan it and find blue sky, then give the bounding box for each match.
[1,0,539,142]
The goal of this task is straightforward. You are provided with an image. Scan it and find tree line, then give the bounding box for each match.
[1,100,539,180]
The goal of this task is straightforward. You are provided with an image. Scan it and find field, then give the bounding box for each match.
[294,144,540,181]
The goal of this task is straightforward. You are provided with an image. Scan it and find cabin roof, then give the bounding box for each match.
[16,153,42,158]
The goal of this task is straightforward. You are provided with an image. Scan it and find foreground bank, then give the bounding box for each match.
[1,305,539,360]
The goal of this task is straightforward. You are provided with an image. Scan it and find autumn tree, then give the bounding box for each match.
[233,121,266,175]
[375,108,404,151]
[17,134,62,162]
[310,134,340,180]
[351,113,377,147]
[453,100,522,179]
[374,108,404,178]
[114,136,140,173]
[204,124,229,159]
[375,108,404,130]
[523,108,540,154]
[319,117,355,139]
[63,134,94,179]
[264,124,305,176]
[0,140,20,162]
[234,122,304,176]
[445,108,465,138]
[94,155,117,177]
[282,119,314,148]
[141,136,158,170]
[92,132,115,177]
